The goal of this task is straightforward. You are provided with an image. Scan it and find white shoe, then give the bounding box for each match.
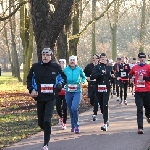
[101,124,107,131]
[43,145,48,150]
[116,97,120,101]
[58,118,63,124]
[62,123,67,130]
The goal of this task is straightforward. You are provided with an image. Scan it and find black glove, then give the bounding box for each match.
[55,84,62,93]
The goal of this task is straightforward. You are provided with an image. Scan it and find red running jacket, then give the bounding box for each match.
[129,64,150,92]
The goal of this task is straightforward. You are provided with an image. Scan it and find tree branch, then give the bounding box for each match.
[68,0,117,40]
[0,1,28,21]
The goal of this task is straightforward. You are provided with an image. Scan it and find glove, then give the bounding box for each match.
[55,84,62,93]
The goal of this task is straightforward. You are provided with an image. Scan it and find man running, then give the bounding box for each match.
[84,54,99,121]
[129,52,150,134]
[87,53,113,131]
[118,56,130,105]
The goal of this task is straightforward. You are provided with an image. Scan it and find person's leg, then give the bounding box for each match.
[116,80,119,97]
[65,92,74,129]
[124,81,128,100]
[97,92,103,114]
[103,92,109,124]
[143,92,150,123]
[88,86,94,106]
[62,96,68,124]
[44,100,55,146]
[135,93,144,130]
[71,92,82,129]
[37,101,45,130]
[56,96,62,119]
[119,80,123,101]
[116,80,120,101]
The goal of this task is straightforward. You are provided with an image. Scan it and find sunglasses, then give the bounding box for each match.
[139,56,146,58]
[42,53,51,56]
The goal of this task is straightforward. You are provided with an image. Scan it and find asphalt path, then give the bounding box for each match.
[4,92,150,150]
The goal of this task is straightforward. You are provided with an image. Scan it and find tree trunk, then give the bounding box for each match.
[30,0,74,61]
[57,27,68,60]
[139,0,146,52]
[111,24,117,61]
[9,0,22,82]
[20,1,34,85]
[92,0,96,57]
[69,0,80,56]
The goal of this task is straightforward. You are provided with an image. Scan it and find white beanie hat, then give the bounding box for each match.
[109,59,113,63]
[69,55,77,64]
[59,59,66,68]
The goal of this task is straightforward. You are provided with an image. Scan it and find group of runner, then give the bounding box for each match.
[27,48,150,150]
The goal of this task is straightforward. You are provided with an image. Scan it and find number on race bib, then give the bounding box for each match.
[98,85,107,92]
[136,80,145,88]
[41,84,54,93]
[68,84,78,92]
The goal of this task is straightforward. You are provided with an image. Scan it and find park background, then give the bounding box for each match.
[0,0,150,149]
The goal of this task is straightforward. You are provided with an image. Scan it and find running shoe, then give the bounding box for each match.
[113,90,116,95]
[116,97,120,101]
[101,124,107,131]
[43,145,48,150]
[62,123,67,130]
[74,127,80,134]
[106,121,109,127]
[119,100,123,104]
[124,100,128,105]
[137,129,144,134]
[58,118,63,124]
[146,117,150,124]
[92,115,97,121]
[71,128,74,132]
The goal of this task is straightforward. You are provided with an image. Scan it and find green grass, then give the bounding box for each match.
[0,72,49,149]
[0,72,90,149]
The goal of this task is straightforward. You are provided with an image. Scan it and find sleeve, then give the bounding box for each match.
[84,64,89,76]
[90,65,103,80]
[128,67,134,79]
[143,65,150,81]
[58,65,67,84]
[27,65,36,93]
[80,68,87,84]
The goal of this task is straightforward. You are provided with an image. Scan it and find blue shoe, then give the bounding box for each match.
[74,127,80,134]
[71,128,74,132]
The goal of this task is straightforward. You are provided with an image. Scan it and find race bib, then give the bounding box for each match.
[121,72,126,77]
[136,80,145,88]
[98,85,107,92]
[41,84,54,93]
[68,84,77,92]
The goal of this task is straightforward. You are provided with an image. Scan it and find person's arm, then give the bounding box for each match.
[90,65,103,80]
[80,68,87,84]
[143,65,150,81]
[27,65,36,93]
[83,64,89,76]
[27,65,38,97]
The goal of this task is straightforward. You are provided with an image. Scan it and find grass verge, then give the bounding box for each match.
[0,72,91,149]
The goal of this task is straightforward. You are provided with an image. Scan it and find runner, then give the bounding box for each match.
[113,57,122,101]
[87,53,113,131]
[118,56,130,105]
[64,55,86,133]
[129,58,137,95]
[84,54,99,121]
[27,48,66,150]
[129,52,150,134]
[56,59,68,130]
